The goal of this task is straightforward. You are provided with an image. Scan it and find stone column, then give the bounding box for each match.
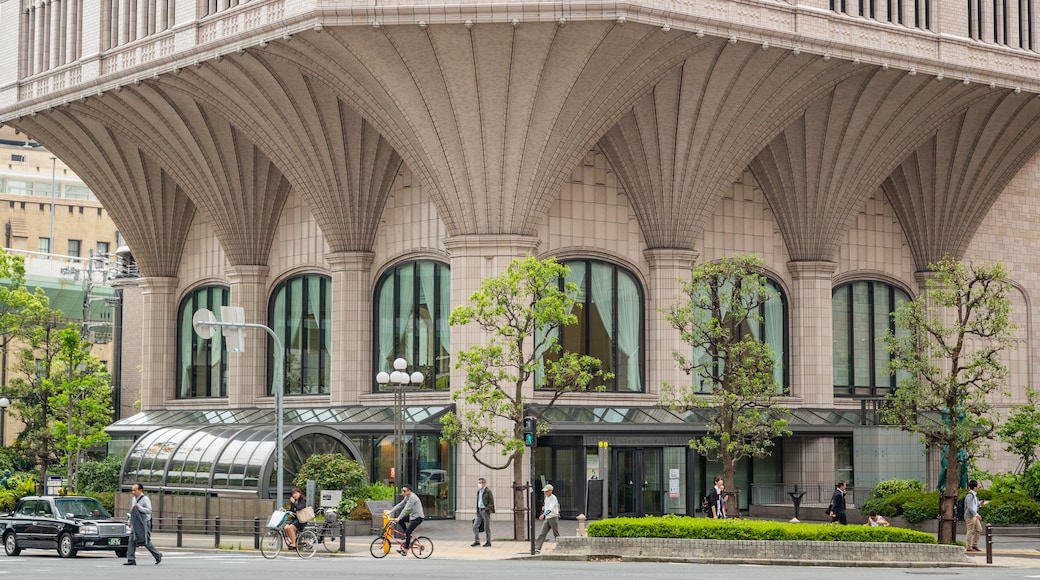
[138,276,177,411]
[443,234,539,525]
[226,265,269,408]
[326,251,375,405]
[643,248,698,398]
[787,261,837,407]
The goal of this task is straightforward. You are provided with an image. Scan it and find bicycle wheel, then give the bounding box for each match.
[369,536,391,558]
[296,530,318,559]
[260,529,282,559]
[319,523,339,553]
[410,536,433,559]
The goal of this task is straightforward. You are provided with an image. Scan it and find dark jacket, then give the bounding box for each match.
[830,488,847,517]
[477,486,495,513]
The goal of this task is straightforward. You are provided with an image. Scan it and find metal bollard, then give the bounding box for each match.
[254,517,261,549]
[339,519,346,552]
[176,515,183,548]
[215,515,221,547]
[986,523,993,564]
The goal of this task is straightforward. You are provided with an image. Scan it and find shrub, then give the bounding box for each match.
[989,472,1028,496]
[82,491,115,514]
[902,492,939,524]
[979,493,1040,524]
[77,456,123,494]
[586,515,936,544]
[347,503,371,521]
[870,479,925,499]
[294,453,366,493]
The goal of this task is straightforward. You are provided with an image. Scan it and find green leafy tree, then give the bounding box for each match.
[77,456,123,494]
[0,248,52,359]
[999,396,1040,473]
[882,257,1014,544]
[664,255,791,496]
[293,453,367,510]
[441,256,609,540]
[49,327,113,492]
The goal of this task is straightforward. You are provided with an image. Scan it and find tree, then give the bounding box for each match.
[882,257,1014,544]
[664,255,791,499]
[49,327,113,492]
[441,256,609,540]
[999,400,1040,473]
[0,248,53,386]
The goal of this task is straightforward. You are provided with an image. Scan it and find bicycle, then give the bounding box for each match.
[261,513,318,559]
[312,509,342,553]
[369,517,433,559]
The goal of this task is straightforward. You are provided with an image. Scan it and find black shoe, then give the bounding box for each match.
[124,561,136,566]
[470,542,480,547]
[484,543,492,547]
[397,548,407,556]
[155,554,162,565]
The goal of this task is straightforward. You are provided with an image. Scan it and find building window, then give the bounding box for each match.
[832,280,911,398]
[688,277,788,394]
[96,241,110,256]
[268,274,331,395]
[539,260,645,393]
[38,237,51,254]
[176,286,230,398]
[373,261,451,391]
[67,239,81,258]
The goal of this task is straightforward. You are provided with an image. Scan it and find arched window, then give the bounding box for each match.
[690,277,788,394]
[832,280,911,398]
[176,286,230,398]
[373,261,451,391]
[268,274,331,395]
[540,260,645,393]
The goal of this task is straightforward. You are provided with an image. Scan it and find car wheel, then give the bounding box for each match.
[57,533,78,558]
[115,548,128,558]
[3,533,20,556]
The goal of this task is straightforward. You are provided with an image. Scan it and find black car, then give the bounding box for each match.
[0,495,130,558]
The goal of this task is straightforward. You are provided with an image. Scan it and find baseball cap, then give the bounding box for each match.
[541,484,554,491]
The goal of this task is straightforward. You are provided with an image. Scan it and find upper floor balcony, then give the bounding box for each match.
[2,0,1040,120]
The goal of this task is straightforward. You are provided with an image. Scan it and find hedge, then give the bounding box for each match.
[587,516,937,544]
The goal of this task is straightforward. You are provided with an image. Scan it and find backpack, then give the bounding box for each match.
[954,495,966,520]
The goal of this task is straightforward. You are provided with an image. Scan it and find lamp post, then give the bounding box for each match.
[192,307,286,507]
[0,397,8,447]
[376,358,423,500]
[49,155,56,257]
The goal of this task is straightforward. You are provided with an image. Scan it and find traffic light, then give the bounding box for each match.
[523,416,538,447]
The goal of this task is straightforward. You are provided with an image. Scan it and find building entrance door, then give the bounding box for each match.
[613,448,663,516]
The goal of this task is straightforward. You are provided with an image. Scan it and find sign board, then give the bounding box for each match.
[669,478,680,498]
[46,475,63,496]
[320,490,343,509]
[585,479,604,520]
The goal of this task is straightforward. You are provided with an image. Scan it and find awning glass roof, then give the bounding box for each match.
[108,406,452,434]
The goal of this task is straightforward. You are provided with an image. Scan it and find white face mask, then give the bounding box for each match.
[477,484,484,489]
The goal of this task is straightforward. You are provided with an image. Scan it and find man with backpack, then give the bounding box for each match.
[964,480,982,552]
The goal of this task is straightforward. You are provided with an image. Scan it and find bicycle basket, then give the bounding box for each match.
[267,509,290,529]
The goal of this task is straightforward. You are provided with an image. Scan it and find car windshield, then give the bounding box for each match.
[54,498,111,519]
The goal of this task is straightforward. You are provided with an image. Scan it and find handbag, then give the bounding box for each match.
[267,509,290,529]
[296,506,316,523]
[473,516,485,533]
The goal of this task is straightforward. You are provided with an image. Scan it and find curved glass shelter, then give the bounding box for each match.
[120,423,363,498]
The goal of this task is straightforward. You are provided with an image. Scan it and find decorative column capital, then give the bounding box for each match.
[443,234,540,258]
[138,276,178,295]
[325,251,375,271]
[226,264,270,285]
[787,260,838,280]
[644,248,698,270]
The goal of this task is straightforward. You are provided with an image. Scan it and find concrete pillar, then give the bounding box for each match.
[643,248,698,398]
[226,265,269,408]
[787,261,837,407]
[138,276,177,410]
[443,234,539,523]
[326,251,374,405]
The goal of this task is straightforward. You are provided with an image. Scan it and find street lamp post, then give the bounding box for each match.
[376,358,423,500]
[49,156,56,257]
[0,397,8,446]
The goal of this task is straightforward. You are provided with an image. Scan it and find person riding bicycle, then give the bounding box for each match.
[284,487,308,549]
[387,485,424,555]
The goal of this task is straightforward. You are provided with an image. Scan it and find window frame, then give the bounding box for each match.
[831,279,911,398]
[267,273,332,396]
[175,285,230,399]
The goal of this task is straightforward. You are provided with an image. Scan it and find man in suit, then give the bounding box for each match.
[829,481,848,525]
[471,477,495,547]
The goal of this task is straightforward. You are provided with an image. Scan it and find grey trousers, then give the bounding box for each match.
[534,516,559,550]
[128,529,162,563]
[473,508,491,543]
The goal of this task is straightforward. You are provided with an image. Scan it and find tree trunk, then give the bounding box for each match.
[513,454,526,540]
[722,447,736,518]
[938,443,960,544]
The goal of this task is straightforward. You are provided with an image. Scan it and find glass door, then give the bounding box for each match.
[612,448,665,516]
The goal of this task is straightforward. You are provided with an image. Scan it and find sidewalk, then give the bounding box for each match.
[150,518,579,560]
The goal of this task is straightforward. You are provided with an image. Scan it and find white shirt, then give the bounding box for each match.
[542,493,560,518]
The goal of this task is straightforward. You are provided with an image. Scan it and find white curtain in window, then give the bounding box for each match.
[398,266,416,365]
[616,271,641,392]
[306,276,323,394]
[764,291,784,392]
[377,275,395,385]
[417,263,436,370]
[437,268,450,378]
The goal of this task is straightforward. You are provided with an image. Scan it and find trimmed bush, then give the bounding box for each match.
[902,492,939,524]
[77,456,123,494]
[979,493,1040,524]
[587,515,936,544]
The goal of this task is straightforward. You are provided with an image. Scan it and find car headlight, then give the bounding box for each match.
[79,525,99,535]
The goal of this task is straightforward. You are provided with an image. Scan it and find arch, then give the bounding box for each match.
[267,273,332,396]
[831,279,912,398]
[175,284,230,398]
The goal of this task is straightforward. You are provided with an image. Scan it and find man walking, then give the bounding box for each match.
[534,484,560,554]
[125,483,162,565]
[829,481,848,525]
[471,477,495,547]
[965,479,983,552]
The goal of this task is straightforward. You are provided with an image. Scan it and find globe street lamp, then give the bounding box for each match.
[376,358,423,500]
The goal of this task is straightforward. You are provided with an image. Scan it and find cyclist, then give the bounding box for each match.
[284,487,308,549]
[387,485,424,555]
